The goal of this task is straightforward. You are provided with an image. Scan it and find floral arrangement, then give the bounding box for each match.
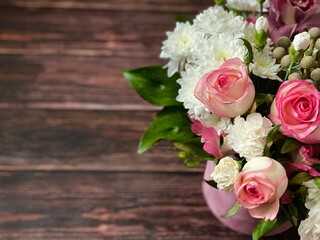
[123,0,320,239]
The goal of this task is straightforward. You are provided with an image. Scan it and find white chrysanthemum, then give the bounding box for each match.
[303,179,320,210]
[298,204,320,240]
[176,64,209,117]
[160,22,202,77]
[249,51,281,81]
[192,32,248,68]
[226,113,273,160]
[193,6,247,35]
[210,156,240,191]
[226,0,270,12]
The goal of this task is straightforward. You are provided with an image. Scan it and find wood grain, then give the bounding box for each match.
[0,0,301,239]
[0,171,299,240]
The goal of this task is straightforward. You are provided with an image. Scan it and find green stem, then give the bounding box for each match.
[285,62,294,80]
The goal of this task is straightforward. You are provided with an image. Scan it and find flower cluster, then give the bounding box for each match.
[124,0,320,239]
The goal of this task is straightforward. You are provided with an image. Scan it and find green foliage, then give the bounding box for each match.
[281,138,302,154]
[138,107,195,153]
[240,38,253,65]
[205,180,218,188]
[289,172,312,185]
[252,212,287,240]
[224,201,240,218]
[174,139,215,168]
[123,66,182,106]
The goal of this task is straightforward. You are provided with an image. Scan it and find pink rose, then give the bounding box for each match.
[191,119,231,158]
[267,0,320,41]
[234,157,288,220]
[269,80,320,144]
[194,58,255,118]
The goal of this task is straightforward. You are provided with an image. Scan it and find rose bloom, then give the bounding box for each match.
[298,204,320,240]
[234,157,288,220]
[269,80,320,144]
[267,0,320,41]
[194,58,255,118]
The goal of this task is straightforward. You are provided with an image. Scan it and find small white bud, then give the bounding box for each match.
[292,32,311,51]
[255,16,269,32]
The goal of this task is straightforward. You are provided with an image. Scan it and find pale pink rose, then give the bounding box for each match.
[194,58,255,118]
[293,145,320,166]
[234,157,288,220]
[191,119,231,158]
[269,80,320,144]
[267,0,320,42]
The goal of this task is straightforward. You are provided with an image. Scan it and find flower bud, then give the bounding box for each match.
[272,46,287,60]
[315,38,320,49]
[292,32,311,51]
[277,36,291,49]
[308,27,320,39]
[281,55,291,68]
[311,68,320,82]
[288,71,303,80]
[255,16,269,32]
[300,56,316,69]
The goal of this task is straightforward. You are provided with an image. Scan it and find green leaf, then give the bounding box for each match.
[266,125,280,144]
[123,66,182,106]
[138,107,195,153]
[224,201,240,218]
[252,212,287,240]
[205,180,217,188]
[240,38,253,65]
[315,177,320,190]
[281,138,302,154]
[289,172,312,185]
[175,14,191,23]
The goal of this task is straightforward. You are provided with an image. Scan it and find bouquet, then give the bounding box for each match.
[123,0,320,239]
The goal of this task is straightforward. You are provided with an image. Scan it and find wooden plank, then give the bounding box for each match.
[0,0,210,13]
[0,171,299,240]
[0,109,202,172]
[0,55,163,108]
[0,6,198,57]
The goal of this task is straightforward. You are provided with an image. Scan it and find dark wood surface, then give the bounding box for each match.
[0,1,300,239]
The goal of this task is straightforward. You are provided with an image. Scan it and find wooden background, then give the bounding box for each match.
[0,1,300,239]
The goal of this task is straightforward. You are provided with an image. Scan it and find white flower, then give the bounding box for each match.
[303,179,320,210]
[192,32,247,69]
[292,32,311,51]
[210,156,240,191]
[176,64,208,118]
[160,22,201,77]
[226,113,273,160]
[226,0,270,12]
[255,16,269,32]
[249,51,281,81]
[193,6,247,36]
[298,204,320,240]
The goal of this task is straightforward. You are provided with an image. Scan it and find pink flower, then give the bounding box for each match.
[191,119,231,158]
[293,145,320,165]
[194,58,255,118]
[269,80,320,144]
[267,0,320,41]
[234,157,288,220]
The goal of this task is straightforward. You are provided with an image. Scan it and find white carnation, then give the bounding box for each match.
[303,179,320,210]
[298,204,320,240]
[210,156,240,191]
[226,0,270,12]
[160,22,202,77]
[226,113,273,160]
